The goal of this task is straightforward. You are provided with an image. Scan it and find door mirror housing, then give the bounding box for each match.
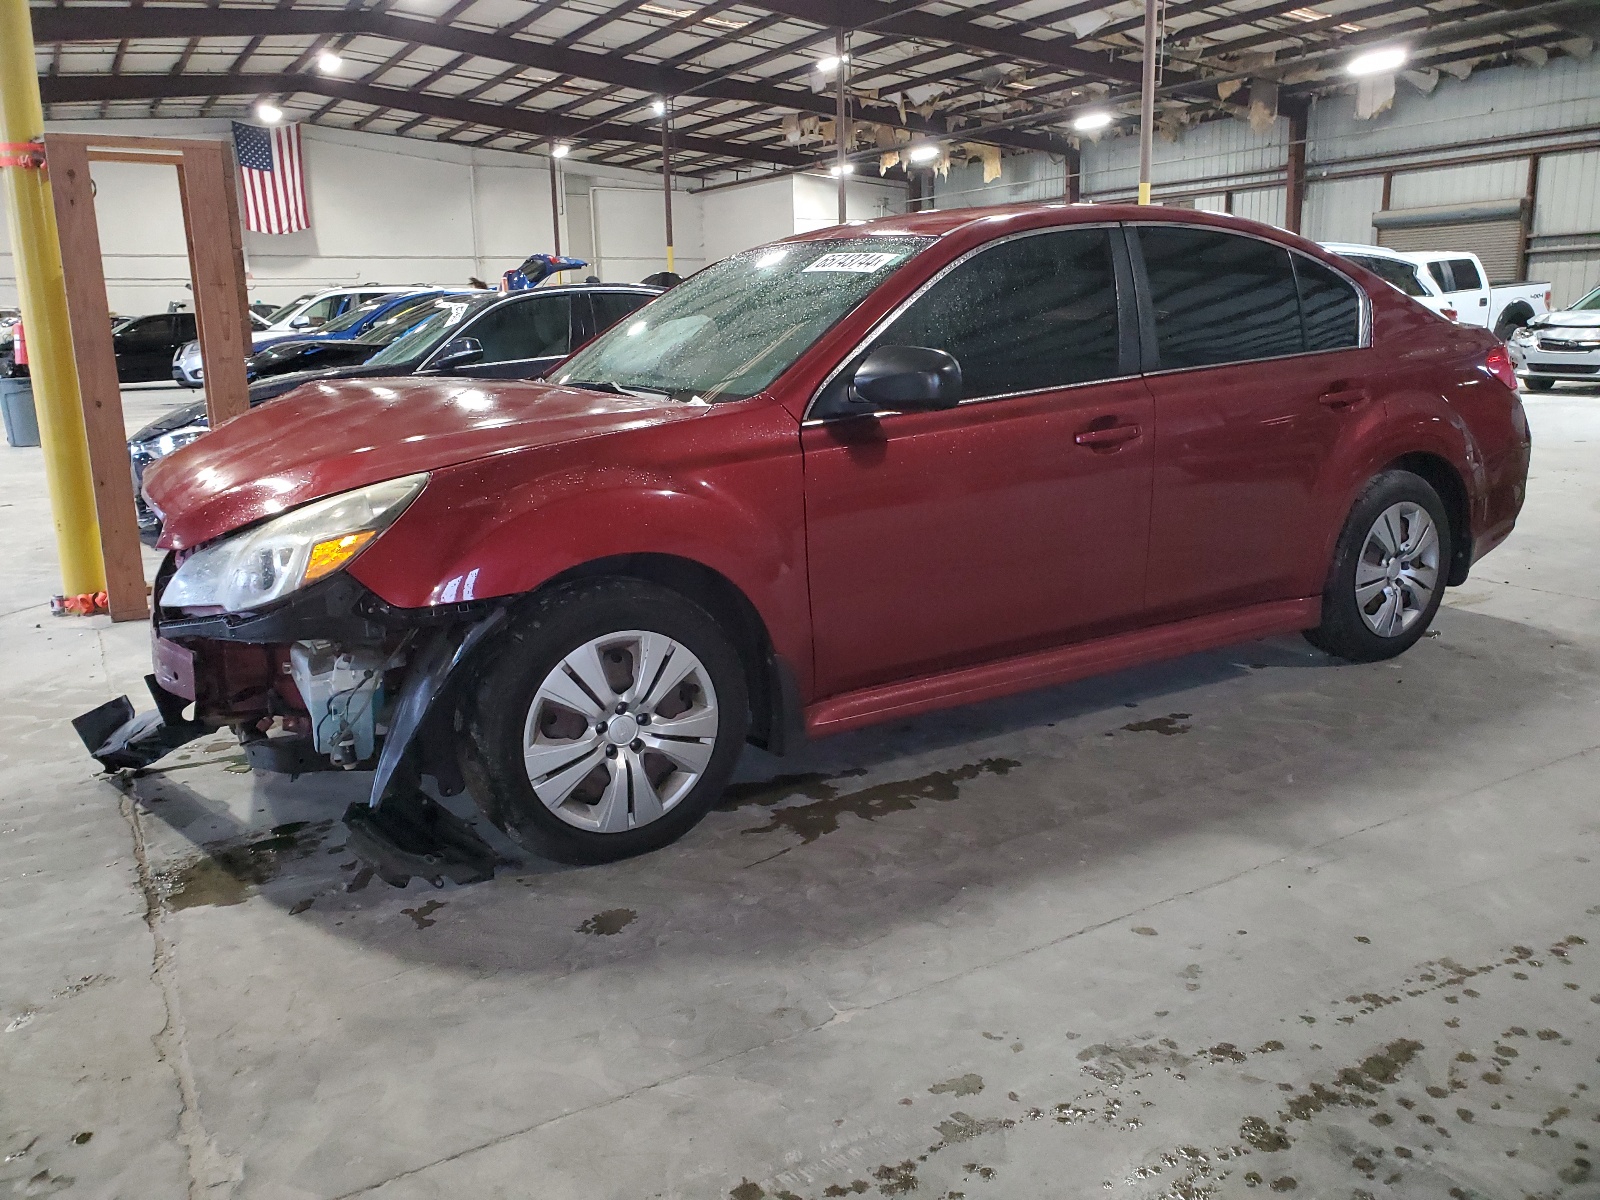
[847,345,962,414]
[431,336,485,371]
[289,315,311,329]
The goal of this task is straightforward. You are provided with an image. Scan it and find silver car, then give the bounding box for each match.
[1509,283,1600,391]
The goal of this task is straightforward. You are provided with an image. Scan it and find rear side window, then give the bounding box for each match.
[875,227,1122,399]
[462,295,572,362]
[1445,257,1483,290]
[1349,255,1426,297]
[1137,226,1302,368]
[1293,255,1361,351]
[592,291,653,332]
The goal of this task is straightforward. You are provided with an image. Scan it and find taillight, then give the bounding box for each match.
[1442,308,1459,322]
[1545,290,1553,308]
[1484,344,1517,390]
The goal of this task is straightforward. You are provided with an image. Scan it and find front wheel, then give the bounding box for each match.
[462,578,748,864]
[1523,376,1555,393]
[1305,470,1450,662]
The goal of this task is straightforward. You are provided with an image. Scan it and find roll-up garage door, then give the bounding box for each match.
[1373,198,1528,284]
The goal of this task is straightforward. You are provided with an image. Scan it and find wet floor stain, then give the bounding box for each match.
[728,760,1020,844]
[1121,713,1192,735]
[400,900,446,930]
[576,908,637,936]
[732,926,1600,1199]
[928,1074,984,1098]
[163,820,336,910]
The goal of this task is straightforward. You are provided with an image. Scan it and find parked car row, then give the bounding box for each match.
[130,283,659,536]
[1320,243,1550,339]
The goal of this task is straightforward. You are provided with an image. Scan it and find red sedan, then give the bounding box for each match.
[80,203,1530,875]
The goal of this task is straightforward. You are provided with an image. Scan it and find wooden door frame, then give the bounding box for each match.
[44,132,253,621]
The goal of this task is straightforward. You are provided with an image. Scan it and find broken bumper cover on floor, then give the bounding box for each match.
[73,673,208,772]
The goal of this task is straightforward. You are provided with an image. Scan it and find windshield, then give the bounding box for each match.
[265,293,317,324]
[318,296,394,335]
[554,236,934,402]
[1570,286,1600,312]
[362,295,489,365]
[1348,254,1427,298]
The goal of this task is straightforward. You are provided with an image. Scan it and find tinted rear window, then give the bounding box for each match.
[1294,255,1361,351]
[1138,226,1303,369]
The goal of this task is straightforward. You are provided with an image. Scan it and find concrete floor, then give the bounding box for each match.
[2,381,1598,1200]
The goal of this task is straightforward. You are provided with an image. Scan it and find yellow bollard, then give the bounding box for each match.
[0,0,105,598]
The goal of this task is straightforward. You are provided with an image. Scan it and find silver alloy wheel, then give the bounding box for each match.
[1355,501,1440,637]
[521,630,720,834]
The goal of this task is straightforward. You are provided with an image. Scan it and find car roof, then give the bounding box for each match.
[777,200,1312,244]
[1319,242,1439,268]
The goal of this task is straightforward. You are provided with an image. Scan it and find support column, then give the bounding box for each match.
[1284,99,1308,235]
[835,28,848,224]
[549,149,563,256]
[0,0,105,598]
[1065,143,1082,203]
[1137,0,1157,205]
[661,100,674,273]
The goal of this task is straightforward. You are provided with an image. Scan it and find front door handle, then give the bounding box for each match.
[1075,423,1142,449]
[1318,388,1369,412]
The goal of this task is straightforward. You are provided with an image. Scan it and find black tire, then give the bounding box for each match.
[1523,376,1555,393]
[462,577,749,865]
[1304,470,1451,663]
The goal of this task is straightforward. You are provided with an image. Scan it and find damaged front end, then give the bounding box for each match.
[75,474,511,885]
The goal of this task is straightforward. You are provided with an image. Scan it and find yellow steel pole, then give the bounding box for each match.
[0,0,104,597]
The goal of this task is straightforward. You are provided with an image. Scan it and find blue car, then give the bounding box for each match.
[170,289,474,387]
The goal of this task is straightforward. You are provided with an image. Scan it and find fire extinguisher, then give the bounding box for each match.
[12,319,26,369]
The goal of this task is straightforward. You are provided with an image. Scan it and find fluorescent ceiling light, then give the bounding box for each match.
[551,142,571,158]
[1347,46,1407,75]
[816,53,849,74]
[1072,110,1113,131]
[907,143,940,163]
[651,98,668,115]
[255,102,284,124]
[316,50,343,73]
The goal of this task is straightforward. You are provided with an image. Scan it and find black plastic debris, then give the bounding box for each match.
[342,789,505,889]
[73,675,207,771]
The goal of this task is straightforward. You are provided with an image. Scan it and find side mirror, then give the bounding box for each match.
[848,345,962,413]
[289,315,311,328]
[431,336,484,371]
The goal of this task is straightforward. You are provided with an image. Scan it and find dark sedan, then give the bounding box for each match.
[4,311,200,382]
[129,283,659,535]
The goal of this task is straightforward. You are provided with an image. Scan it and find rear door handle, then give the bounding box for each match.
[1318,388,1369,412]
[1075,423,1142,448]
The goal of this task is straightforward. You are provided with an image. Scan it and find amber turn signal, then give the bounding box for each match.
[304,530,377,583]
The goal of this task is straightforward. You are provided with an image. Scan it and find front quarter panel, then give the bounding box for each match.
[347,398,813,691]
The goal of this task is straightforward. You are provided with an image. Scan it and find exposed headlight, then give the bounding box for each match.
[1511,327,1536,344]
[161,473,427,613]
[153,428,206,457]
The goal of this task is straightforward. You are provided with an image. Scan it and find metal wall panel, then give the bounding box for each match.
[1526,252,1599,307]
[1389,160,1529,209]
[1081,115,1287,198]
[1232,187,1287,228]
[1533,149,1600,235]
[1304,176,1385,244]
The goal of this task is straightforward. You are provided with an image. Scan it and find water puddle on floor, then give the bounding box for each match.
[161,819,337,910]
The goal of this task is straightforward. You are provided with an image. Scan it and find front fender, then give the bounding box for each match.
[348,401,811,687]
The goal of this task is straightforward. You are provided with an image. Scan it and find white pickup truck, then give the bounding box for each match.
[1321,243,1550,339]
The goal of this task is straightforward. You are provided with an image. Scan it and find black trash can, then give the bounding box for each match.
[0,377,39,448]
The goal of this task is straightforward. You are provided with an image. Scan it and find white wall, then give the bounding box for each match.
[791,173,907,233]
[590,185,706,282]
[0,119,695,314]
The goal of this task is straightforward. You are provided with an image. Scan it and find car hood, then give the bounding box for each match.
[145,376,713,550]
[249,359,411,402]
[1530,310,1600,330]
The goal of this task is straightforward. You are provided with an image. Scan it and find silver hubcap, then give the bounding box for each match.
[522,630,719,834]
[1356,502,1440,637]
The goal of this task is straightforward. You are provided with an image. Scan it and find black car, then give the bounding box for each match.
[128,284,659,536]
[2,311,198,383]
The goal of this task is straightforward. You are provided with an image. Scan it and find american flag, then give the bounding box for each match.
[231,121,310,235]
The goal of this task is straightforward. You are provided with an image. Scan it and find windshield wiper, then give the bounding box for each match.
[564,379,674,400]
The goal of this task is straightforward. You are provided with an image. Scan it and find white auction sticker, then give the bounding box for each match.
[802,251,903,273]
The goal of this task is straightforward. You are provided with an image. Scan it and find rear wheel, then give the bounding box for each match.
[463,578,748,864]
[1305,470,1449,662]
